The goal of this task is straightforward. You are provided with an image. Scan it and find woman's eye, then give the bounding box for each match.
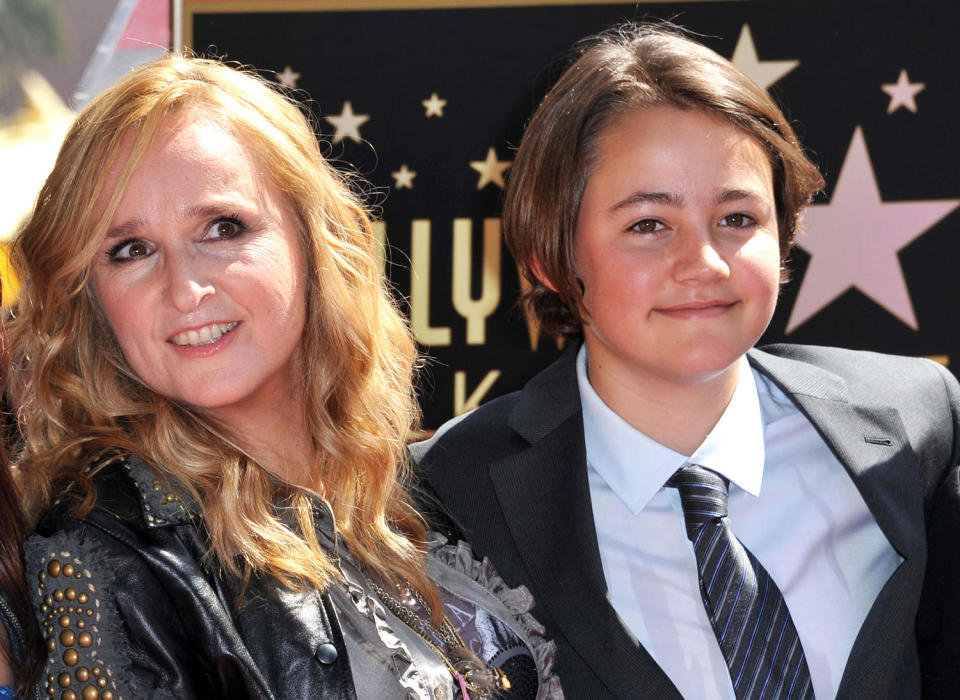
[108,238,152,261]
[205,217,244,240]
[630,218,665,234]
[719,213,756,228]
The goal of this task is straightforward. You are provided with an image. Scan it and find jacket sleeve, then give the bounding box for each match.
[26,517,216,700]
[917,359,960,698]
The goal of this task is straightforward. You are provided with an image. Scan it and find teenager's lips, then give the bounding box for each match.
[655,300,738,319]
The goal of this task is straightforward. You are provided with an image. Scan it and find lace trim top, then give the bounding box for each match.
[331,531,562,700]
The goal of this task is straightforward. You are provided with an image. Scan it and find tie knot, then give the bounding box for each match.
[667,465,730,539]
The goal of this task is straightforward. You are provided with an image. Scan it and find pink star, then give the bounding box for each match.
[275,66,300,89]
[788,127,959,331]
[881,69,925,113]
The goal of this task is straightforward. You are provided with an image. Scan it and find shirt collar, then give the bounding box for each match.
[577,347,765,515]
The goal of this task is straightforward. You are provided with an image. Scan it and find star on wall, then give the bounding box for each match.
[422,92,447,117]
[391,163,417,189]
[731,24,800,90]
[469,147,511,190]
[275,66,300,89]
[882,69,925,113]
[324,101,370,144]
[787,127,960,332]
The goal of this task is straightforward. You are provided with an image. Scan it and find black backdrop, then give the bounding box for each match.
[183,0,960,429]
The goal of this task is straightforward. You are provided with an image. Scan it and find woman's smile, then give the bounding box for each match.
[168,321,239,347]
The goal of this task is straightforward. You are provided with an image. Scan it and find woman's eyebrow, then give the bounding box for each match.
[104,217,145,240]
[104,203,244,240]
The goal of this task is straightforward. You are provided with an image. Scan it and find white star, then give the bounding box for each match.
[787,127,960,332]
[422,92,447,117]
[391,163,417,189]
[324,101,370,144]
[469,147,511,190]
[731,24,799,91]
[882,69,925,113]
[275,66,300,89]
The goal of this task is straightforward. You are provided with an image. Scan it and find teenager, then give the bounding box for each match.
[414,23,960,699]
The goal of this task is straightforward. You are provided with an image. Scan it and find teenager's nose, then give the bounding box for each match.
[164,252,215,313]
[672,230,730,283]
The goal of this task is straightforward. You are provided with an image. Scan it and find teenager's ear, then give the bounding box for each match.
[530,259,560,293]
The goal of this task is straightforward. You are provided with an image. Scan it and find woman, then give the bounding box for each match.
[414,22,960,699]
[9,55,559,699]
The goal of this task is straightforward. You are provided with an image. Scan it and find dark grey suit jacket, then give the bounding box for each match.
[413,342,960,699]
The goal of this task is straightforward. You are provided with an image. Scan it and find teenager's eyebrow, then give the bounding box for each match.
[609,191,683,213]
[715,188,766,204]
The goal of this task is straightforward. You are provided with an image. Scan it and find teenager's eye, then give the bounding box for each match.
[107,238,153,262]
[630,218,666,234]
[718,213,757,228]
[204,217,246,240]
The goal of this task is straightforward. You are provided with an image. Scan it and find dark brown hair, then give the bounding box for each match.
[504,22,825,336]
[0,318,42,696]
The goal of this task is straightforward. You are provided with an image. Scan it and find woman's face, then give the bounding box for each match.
[90,112,308,423]
[572,106,782,398]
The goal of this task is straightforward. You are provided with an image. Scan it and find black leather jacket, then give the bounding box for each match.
[27,456,358,699]
[26,456,559,700]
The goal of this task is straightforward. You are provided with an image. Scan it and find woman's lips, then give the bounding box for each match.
[168,321,238,347]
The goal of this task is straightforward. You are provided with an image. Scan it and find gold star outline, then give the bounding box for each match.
[392,164,417,189]
[275,66,300,89]
[469,147,511,190]
[324,101,370,144]
[422,93,447,117]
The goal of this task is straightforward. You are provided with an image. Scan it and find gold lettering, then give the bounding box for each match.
[410,219,452,346]
[371,221,387,276]
[454,369,501,415]
[452,218,501,345]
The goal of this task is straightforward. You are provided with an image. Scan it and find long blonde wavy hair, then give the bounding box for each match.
[8,54,436,603]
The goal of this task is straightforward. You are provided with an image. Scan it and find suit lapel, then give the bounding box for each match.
[749,348,926,698]
[490,345,681,698]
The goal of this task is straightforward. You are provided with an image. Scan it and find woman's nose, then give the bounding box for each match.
[165,253,215,313]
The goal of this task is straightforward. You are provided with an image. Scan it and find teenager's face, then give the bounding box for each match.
[573,106,781,395]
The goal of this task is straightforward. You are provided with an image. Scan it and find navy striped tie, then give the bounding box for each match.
[668,465,814,700]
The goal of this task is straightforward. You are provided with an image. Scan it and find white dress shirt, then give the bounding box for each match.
[577,347,902,700]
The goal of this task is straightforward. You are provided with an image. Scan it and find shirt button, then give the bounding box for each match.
[315,643,338,664]
[434,684,448,700]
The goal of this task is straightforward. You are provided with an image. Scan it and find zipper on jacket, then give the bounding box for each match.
[0,592,41,699]
[0,595,23,641]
